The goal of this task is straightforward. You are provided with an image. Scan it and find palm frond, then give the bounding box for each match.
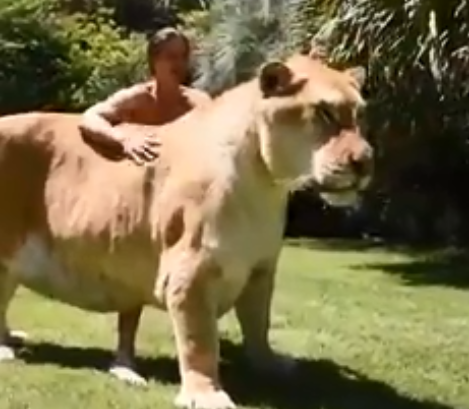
[193,0,297,94]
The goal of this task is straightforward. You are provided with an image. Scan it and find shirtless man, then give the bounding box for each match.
[78,27,211,385]
[79,26,211,165]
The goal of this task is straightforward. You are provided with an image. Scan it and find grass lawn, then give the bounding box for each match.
[0,240,468,409]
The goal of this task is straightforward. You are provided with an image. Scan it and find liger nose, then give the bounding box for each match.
[350,145,373,176]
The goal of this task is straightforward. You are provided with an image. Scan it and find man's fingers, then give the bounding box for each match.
[144,137,160,147]
[131,154,145,166]
[146,140,160,147]
[142,142,159,156]
[131,146,158,164]
[141,148,158,161]
[125,137,160,165]
[135,144,158,156]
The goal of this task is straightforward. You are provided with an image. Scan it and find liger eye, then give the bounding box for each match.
[316,105,337,126]
[356,107,367,124]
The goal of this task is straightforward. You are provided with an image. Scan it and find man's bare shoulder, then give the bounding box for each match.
[106,82,153,103]
[182,87,212,108]
[83,82,153,119]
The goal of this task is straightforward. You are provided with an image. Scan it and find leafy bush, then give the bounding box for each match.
[0,0,147,113]
[58,0,185,33]
[61,8,147,110]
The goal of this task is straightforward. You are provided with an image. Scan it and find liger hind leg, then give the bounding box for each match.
[109,306,147,386]
[0,267,27,362]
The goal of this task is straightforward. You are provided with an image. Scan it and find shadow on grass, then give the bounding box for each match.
[353,249,469,289]
[287,237,389,253]
[17,339,454,409]
[288,237,469,289]
[286,237,456,256]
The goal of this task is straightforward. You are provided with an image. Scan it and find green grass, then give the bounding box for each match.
[1,240,468,409]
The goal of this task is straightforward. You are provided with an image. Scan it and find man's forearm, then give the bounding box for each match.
[79,115,125,160]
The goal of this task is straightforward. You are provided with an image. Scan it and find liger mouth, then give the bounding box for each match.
[291,175,368,194]
[313,181,360,194]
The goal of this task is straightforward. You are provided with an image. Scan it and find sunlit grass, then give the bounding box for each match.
[1,241,467,409]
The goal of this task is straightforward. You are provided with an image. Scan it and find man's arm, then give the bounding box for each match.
[79,85,146,160]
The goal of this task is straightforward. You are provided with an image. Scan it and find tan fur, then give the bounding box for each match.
[0,55,372,409]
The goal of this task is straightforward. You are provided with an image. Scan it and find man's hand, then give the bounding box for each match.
[121,132,160,166]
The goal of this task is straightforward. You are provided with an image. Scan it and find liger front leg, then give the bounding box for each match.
[163,250,236,409]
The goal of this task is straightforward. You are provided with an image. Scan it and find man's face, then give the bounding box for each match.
[152,37,189,84]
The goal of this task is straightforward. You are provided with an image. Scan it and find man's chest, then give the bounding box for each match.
[125,94,192,126]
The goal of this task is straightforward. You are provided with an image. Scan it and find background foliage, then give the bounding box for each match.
[194,0,469,245]
[1,0,469,245]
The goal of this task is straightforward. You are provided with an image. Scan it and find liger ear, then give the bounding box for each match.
[308,39,328,62]
[258,61,293,97]
[345,66,367,89]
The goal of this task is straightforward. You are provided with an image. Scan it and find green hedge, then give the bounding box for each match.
[0,0,147,113]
